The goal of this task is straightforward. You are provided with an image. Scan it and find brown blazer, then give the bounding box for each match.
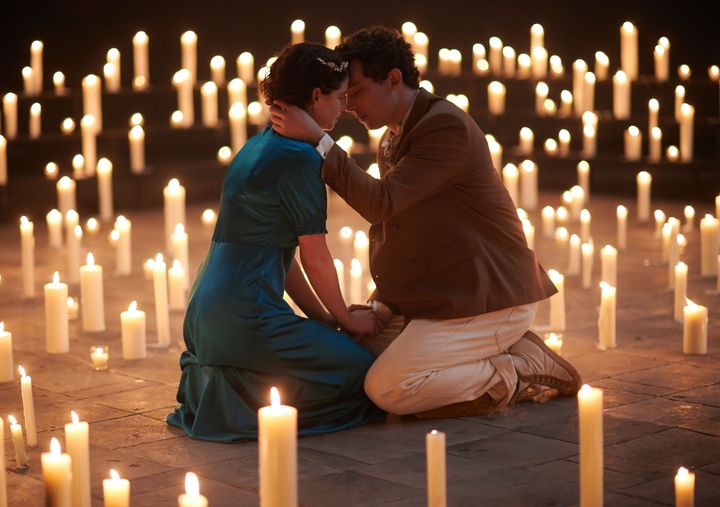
[323,88,556,320]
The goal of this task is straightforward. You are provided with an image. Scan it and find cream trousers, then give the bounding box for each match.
[361,302,538,415]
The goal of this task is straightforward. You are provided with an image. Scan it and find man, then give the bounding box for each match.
[270,26,581,417]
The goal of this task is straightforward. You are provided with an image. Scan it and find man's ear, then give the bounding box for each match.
[387,68,403,87]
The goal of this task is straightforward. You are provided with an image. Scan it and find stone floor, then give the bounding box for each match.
[1,189,719,506]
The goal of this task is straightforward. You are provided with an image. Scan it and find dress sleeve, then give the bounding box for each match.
[277,149,328,236]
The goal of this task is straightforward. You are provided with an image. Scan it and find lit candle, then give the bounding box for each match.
[67,297,78,320]
[674,262,688,323]
[0,135,6,186]
[580,209,592,243]
[620,21,638,80]
[502,163,519,206]
[201,81,218,127]
[531,46,548,80]
[41,437,72,507]
[488,37,503,75]
[624,126,642,160]
[674,467,695,507]
[354,230,370,274]
[667,145,680,162]
[153,254,171,347]
[683,299,708,354]
[518,127,534,155]
[164,178,186,252]
[487,81,506,115]
[29,102,41,139]
[325,25,341,48]
[80,253,105,332]
[679,103,694,163]
[177,472,208,507]
[678,64,691,81]
[543,98,557,116]
[426,430,446,507]
[571,187,585,222]
[96,158,114,222]
[582,242,594,289]
[128,125,145,174]
[578,385,603,507]
[598,282,616,350]
[44,271,69,354]
[82,75,102,133]
[700,215,720,277]
[181,31,197,84]
[654,43,669,81]
[654,210,666,238]
[555,227,569,252]
[601,245,617,287]
[535,82,548,116]
[649,127,662,162]
[661,220,676,263]
[709,65,720,81]
[577,161,590,201]
[567,234,581,276]
[46,209,63,248]
[350,258,363,304]
[114,215,132,275]
[530,23,544,50]
[103,469,130,507]
[502,46,516,77]
[667,226,680,290]
[413,32,429,59]
[19,216,35,298]
[582,124,596,158]
[143,258,155,281]
[30,40,43,93]
[217,146,232,164]
[258,387,297,507]
[209,55,226,86]
[229,102,247,153]
[542,206,555,239]
[171,223,190,288]
[0,322,13,382]
[290,19,305,44]
[517,53,531,79]
[119,301,147,359]
[64,411,91,507]
[103,62,120,93]
[488,137,502,172]
[237,52,254,85]
[2,93,18,139]
[247,101,264,126]
[90,346,109,370]
[333,259,346,299]
[81,115,97,175]
[56,176,77,217]
[201,208,216,236]
[636,171,652,223]
[168,260,187,311]
[72,154,85,179]
[594,51,609,80]
[572,60,587,116]
[558,129,571,157]
[675,85,685,122]
[613,70,630,119]
[8,415,28,467]
[173,69,194,127]
[522,219,535,250]
[544,332,563,355]
[133,31,149,90]
[548,269,566,332]
[648,98,659,133]
[472,43,486,75]
[582,72,596,113]
[683,205,695,232]
[519,160,537,211]
[45,161,59,179]
[549,55,564,79]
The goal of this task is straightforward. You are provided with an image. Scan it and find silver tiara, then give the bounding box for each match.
[316,57,348,72]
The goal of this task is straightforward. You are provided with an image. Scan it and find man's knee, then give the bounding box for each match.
[364,363,420,415]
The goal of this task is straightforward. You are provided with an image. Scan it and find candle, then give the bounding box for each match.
[535,82,548,116]
[118,300,147,360]
[153,254,171,347]
[675,86,685,122]
[582,124,596,158]
[171,223,190,288]
[0,135,6,186]
[426,430,446,507]
[578,385,603,507]
[488,37,502,75]
[103,469,130,507]
[96,158,114,222]
[517,53,531,79]
[522,219,535,250]
[542,206,555,239]
[19,216,35,298]
[683,206,695,232]
[700,215,720,277]
[601,245,618,287]
[164,179,186,252]
[487,81,505,115]
[624,126,642,161]
[226,78,247,109]
[594,51,609,80]
[654,43,669,81]
[549,55,564,79]
[209,55,226,86]
[667,145,680,162]
[41,437,72,507]
[65,297,78,321]
[620,21,638,80]
[46,209,63,248]
[531,46,548,80]
[683,299,708,354]
[114,215,132,275]
[201,81,219,128]
[237,52,254,85]
[55,177,77,217]
[201,209,217,237]
[582,242,594,289]
[3,93,18,139]
[598,282,616,350]
[247,101,264,126]
[674,467,695,507]
[90,346,109,370]
[577,161,590,202]
[613,70,630,119]
[544,332,563,355]
[530,23,544,49]
[661,219,678,263]
[636,172,652,223]
[582,72,596,113]
[572,60,587,116]
[30,40,43,93]
[82,75,102,133]
[133,31,149,90]
[81,115,97,175]
[258,387,297,507]
[678,64,691,81]
[130,113,144,127]
[558,129,571,157]
[709,65,720,80]
[555,227,569,252]
[180,31,197,84]
[67,218,82,286]
[502,164,519,206]
[648,98,659,133]
[580,209,592,243]
[543,99,557,116]
[44,271,69,354]
[502,46,516,77]
[350,258,363,304]
[173,69,194,127]
[103,62,119,93]
[413,32,429,60]
[649,127,662,162]
[129,125,145,174]
[64,411,91,507]
[518,127,534,155]
[177,472,208,507]
[0,417,6,505]
[548,270,566,332]
[674,262,688,323]
[72,154,85,179]
[679,103,694,162]
[229,102,247,153]
[45,161,59,180]
[168,260,187,311]
[654,210,666,238]
[333,259,346,299]
[518,160,537,211]
[80,253,105,332]
[8,415,28,467]
[354,230,370,274]
[0,322,13,383]
[488,137,502,172]
[472,43,486,75]
[290,19,305,44]
[322,25,342,49]
[29,102,41,139]
[567,234,581,276]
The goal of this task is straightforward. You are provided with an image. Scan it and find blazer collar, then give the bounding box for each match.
[389,88,437,163]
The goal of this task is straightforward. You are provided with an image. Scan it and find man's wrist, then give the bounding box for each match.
[315,133,335,159]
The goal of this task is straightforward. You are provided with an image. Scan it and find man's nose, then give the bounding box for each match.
[344,96,354,112]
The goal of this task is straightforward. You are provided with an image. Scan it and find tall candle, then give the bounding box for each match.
[542,206,555,239]
[572,59,587,116]
[258,387,297,507]
[80,253,105,332]
[624,126,642,160]
[558,129,571,157]
[594,51,609,80]
[517,53,531,79]
[0,322,13,383]
[578,385,603,507]
[683,299,708,354]
[168,260,187,311]
[210,55,226,86]
[636,172,651,223]
[44,271,69,354]
[522,219,535,250]
[47,209,63,248]
[163,178,186,252]
[65,411,91,507]
[582,125,596,158]
[531,46,548,80]
[153,254,171,347]
[520,160,537,211]
[519,127,534,155]
[426,430,446,507]
[97,158,114,222]
[582,72,596,113]
[502,164,519,206]
[8,415,28,467]
[580,209,592,243]
[31,40,44,93]
[133,31,149,90]
[548,269,566,332]
[56,176,77,217]
[488,81,506,115]
[67,220,82,284]
[178,473,207,507]
[582,242,594,289]
[173,69,194,127]
[472,43,486,75]
[535,82,548,116]
[674,262,688,323]
[82,75,102,133]
[81,115,97,175]
[674,467,695,507]
[41,438,72,507]
[19,216,35,298]
[502,46,516,77]
[649,127,662,162]
[667,227,680,290]
[2,93,18,139]
[237,52,254,84]
[577,161,590,201]
[325,25,341,48]
[567,234,581,276]
[129,125,145,173]
[229,102,247,153]
[290,19,305,44]
[679,103,694,162]
[654,210,667,238]
[654,43,669,81]
[700,215,720,277]
[354,230,370,274]
[0,135,6,186]
[121,301,147,359]
[620,21,638,80]
[674,85,685,123]
[613,70,631,119]
[103,469,130,507]
[172,223,190,289]
[103,63,120,93]
[114,215,132,275]
[601,245,617,287]
[350,258,363,304]
[616,205,627,250]
[598,282,616,350]
[0,417,6,506]
[488,37,503,75]
[648,98,659,133]
[29,103,41,139]
[683,206,695,232]
[180,31,197,84]
[201,82,218,127]
[17,366,37,450]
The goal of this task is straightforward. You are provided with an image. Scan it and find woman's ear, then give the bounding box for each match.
[311,87,322,104]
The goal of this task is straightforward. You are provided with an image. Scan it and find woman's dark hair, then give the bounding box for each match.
[336,26,420,88]
[260,43,349,107]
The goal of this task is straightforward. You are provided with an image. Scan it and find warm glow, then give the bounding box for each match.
[582,243,593,254]
[110,469,120,480]
[50,437,62,456]
[201,209,216,224]
[130,113,144,127]
[174,223,185,235]
[340,226,353,240]
[18,365,26,377]
[685,298,697,309]
[45,162,58,177]
[290,19,305,33]
[270,386,281,407]
[8,415,18,426]
[677,466,689,478]
[171,110,184,124]
[559,129,571,143]
[536,82,549,95]
[20,216,29,226]
[580,384,593,395]
[52,271,60,284]
[368,163,381,179]
[599,281,613,290]
[217,146,232,163]
[489,37,502,49]
[58,175,73,189]
[637,171,651,184]
[71,410,79,424]
[0,322,4,333]
[129,300,138,312]
[326,25,341,41]
[172,259,182,270]
[419,80,434,93]
[628,126,640,137]
[181,31,197,44]
[517,208,528,220]
[247,101,262,117]
[86,253,95,266]
[110,229,120,242]
[168,178,180,190]
[489,81,504,94]
[351,258,363,275]
[155,253,164,264]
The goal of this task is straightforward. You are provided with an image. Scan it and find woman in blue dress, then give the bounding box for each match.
[167,43,385,441]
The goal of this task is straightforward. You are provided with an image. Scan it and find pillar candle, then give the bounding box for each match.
[290,19,305,44]
[45,161,60,179]
[577,161,590,201]
[667,226,680,290]
[16,367,37,452]
[548,269,566,332]
[535,82,548,116]
[0,322,13,383]
[46,209,63,248]
[502,164,519,206]
[82,75,102,132]
[8,415,28,467]
[549,55,564,78]
[0,135,6,186]
[679,103,694,162]
[578,385,603,507]
[44,272,69,354]
[488,37,502,75]
[542,206,555,239]
[598,282,616,350]
[709,65,720,80]
[324,25,342,48]
[661,220,675,263]
[180,31,197,84]
[237,52,254,84]
[517,53,531,78]
[103,470,130,507]
[41,438,72,507]
[426,430,446,507]
[555,227,569,253]
[114,216,132,275]
[678,64,691,81]
[518,127,534,155]
[163,179,186,252]
[210,55,226,86]
[502,46,516,78]
[201,82,218,127]
[173,69,194,127]
[168,260,187,311]
[153,254,171,347]
[522,220,535,250]
[601,245,618,287]
[654,44,669,81]
[616,205,628,250]
[67,297,78,320]
[258,387,297,507]
[171,223,190,288]
[23,64,35,95]
[674,86,685,123]
[133,31,149,90]
[31,40,43,93]
[580,209,592,243]
[674,467,695,507]
[178,473,207,507]
[80,253,105,332]
[19,216,35,298]
[519,160,537,211]
[530,23,544,50]
[96,158,114,222]
[29,103,41,139]
[654,210,666,238]
[65,411,91,507]
[582,242,594,289]
[81,115,97,176]
[531,46,548,80]
[572,60,587,116]
[350,258,363,304]
[583,72,596,113]
[2,93,18,139]
[582,125,596,158]
[72,155,85,180]
[56,176,76,216]
[649,127,662,162]
[488,81,506,115]
[0,417,6,506]
[229,102,247,153]
[648,99,659,133]
[567,234,581,276]
[624,126,642,160]
[674,262,688,323]
[558,129,571,157]
[103,63,120,93]
[620,21,638,80]
[636,171,652,223]
[683,299,708,354]
[354,231,370,273]
[472,43,486,75]
[228,78,247,109]
[594,51,609,80]
[700,215,720,276]
[120,301,147,359]
[129,125,145,174]
[683,206,695,232]
[613,70,631,119]
[413,32,429,60]
[488,137,502,172]
[67,220,82,284]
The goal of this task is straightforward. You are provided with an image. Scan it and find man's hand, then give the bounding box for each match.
[270,100,324,144]
[342,308,386,340]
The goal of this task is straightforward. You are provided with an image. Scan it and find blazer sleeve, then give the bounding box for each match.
[322,112,469,225]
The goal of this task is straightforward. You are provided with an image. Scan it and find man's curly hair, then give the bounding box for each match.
[336,26,420,89]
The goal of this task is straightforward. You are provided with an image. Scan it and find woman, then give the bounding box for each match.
[167,43,385,441]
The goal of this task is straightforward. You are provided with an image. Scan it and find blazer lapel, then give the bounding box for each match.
[389,88,437,165]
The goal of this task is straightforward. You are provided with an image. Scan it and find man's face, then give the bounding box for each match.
[344,60,393,130]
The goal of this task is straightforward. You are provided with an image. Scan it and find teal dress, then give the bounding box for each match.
[167,127,384,441]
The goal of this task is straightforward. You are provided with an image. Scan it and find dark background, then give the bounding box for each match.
[2,0,718,92]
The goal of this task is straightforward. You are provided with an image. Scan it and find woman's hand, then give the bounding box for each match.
[270,100,325,144]
[342,308,385,337]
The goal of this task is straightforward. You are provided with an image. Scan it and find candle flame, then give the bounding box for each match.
[53,271,60,283]
[270,386,281,407]
[173,259,182,270]
[677,466,689,477]
[8,414,18,425]
[155,253,164,264]
[174,223,185,235]
[110,469,120,480]
[685,298,696,309]
[0,322,4,332]
[50,437,61,455]
[168,178,180,190]
[110,229,120,241]
[96,347,104,355]
[185,472,200,495]
[599,282,613,290]
[20,216,29,225]
[430,429,438,435]
[129,300,137,312]
[580,384,592,394]
[87,252,95,266]
[18,365,26,377]
[71,410,79,424]
[340,226,353,239]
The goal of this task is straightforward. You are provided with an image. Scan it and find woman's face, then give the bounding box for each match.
[307,78,348,131]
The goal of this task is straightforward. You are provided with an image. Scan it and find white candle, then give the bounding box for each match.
[290,19,305,44]
[624,126,642,160]
[19,216,35,298]
[598,282,616,350]
[67,219,82,284]
[103,469,130,507]
[580,209,592,243]
[582,242,594,289]
[567,234,581,276]
[600,245,617,287]
[700,215,720,277]
[47,209,63,248]
[178,472,208,507]
[350,258,363,304]
[114,215,132,275]
[129,125,145,174]
[227,79,247,109]
[572,60,587,116]
[522,219,535,250]
[45,161,60,179]
[517,53,531,79]
[683,299,708,354]
[210,55,226,86]
[153,254,171,347]
[200,82,218,127]
[81,115,97,175]
[237,52,254,85]
[426,430,446,507]
[577,161,590,201]
[164,179,186,252]
[502,164,519,206]
[41,438,72,507]
[519,160,537,211]
[582,124,596,158]
[674,262,688,323]
[181,31,197,84]
[675,85,685,122]
[678,64,691,81]
[549,55,564,78]
[0,322,13,383]
[488,37,503,75]
[325,25,341,48]
[65,411,91,507]
[333,259,346,299]
[594,51,609,80]
[258,387,297,507]
[613,70,631,119]
[502,46,516,77]
[29,103,41,139]
[413,32,429,60]
[544,332,563,355]
[518,127,534,155]
[173,69,194,127]
[30,40,43,93]
[44,272,69,354]
[648,98,659,133]
[649,127,662,162]
[578,385,603,507]
[487,81,505,115]
[133,31,149,90]
[709,65,720,81]
[531,46,548,80]
[171,223,190,288]
[674,467,695,507]
[121,301,147,359]
[97,158,114,222]
[168,260,187,311]
[582,72,596,113]
[103,62,120,93]
[679,103,694,162]
[666,146,680,162]
[535,82,548,116]
[0,135,6,186]
[80,253,105,332]
[488,137,502,172]
[2,93,18,139]
[558,129,571,157]
[542,206,555,239]
[354,230,370,274]
[67,297,78,320]
[661,220,674,263]
[472,43,486,75]
[654,43,669,81]
[654,210,666,238]
[555,226,569,251]
[0,417,6,505]
[56,176,77,217]
[82,75,102,133]
[72,154,85,180]
[548,270,566,332]
[620,21,638,80]
[229,102,247,153]
[636,171,652,223]
[683,206,695,232]
[530,23,544,49]
[8,415,28,467]
[16,367,37,453]
[91,346,108,370]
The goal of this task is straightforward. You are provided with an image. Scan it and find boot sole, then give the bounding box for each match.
[518,330,583,395]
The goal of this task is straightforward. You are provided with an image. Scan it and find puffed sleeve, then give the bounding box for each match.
[277,149,328,236]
